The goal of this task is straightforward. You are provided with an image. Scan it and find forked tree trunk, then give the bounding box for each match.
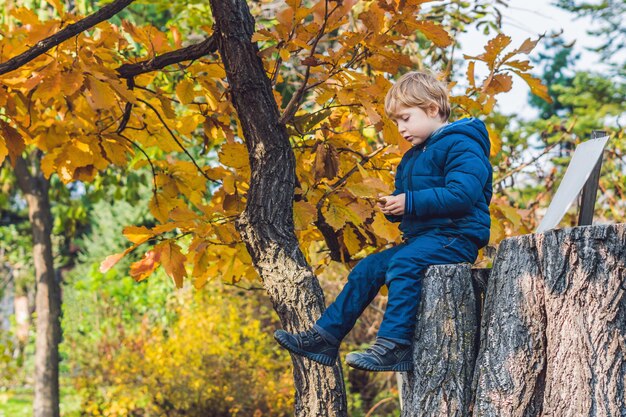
[14,153,61,417]
[471,223,626,416]
[207,0,348,415]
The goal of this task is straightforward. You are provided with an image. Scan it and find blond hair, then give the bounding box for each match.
[384,71,451,122]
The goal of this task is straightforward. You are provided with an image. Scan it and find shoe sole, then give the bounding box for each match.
[274,331,337,367]
[345,356,413,372]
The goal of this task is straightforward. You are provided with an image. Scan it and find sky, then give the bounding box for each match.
[455,0,615,119]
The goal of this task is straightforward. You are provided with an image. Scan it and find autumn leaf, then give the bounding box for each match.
[176,79,195,105]
[130,249,162,282]
[122,225,154,244]
[219,142,249,169]
[0,120,25,167]
[159,241,187,288]
[342,224,365,255]
[293,200,317,230]
[371,211,400,242]
[409,21,454,48]
[313,142,339,180]
[464,34,512,70]
[99,252,125,273]
[483,73,513,95]
[511,70,553,103]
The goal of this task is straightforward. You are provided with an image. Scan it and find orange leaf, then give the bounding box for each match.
[484,73,513,95]
[130,249,161,282]
[0,120,25,167]
[409,21,453,48]
[511,70,553,104]
[160,241,187,288]
[464,34,512,70]
[467,61,476,89]
[99,252,125,273]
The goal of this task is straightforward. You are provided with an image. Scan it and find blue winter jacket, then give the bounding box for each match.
[385,117,493,248]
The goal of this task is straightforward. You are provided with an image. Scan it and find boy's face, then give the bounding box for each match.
[391,105,444,147]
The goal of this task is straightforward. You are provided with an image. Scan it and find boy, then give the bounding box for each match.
[274,71,493,372]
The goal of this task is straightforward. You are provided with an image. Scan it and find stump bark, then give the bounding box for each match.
[401,264,489,416]
[472,223,626,416]
[402,223,626,417]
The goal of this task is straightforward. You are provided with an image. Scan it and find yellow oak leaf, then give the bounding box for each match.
[192,249,219,289]
[342,225,364,255]
[176,79,195,105]
[219,142,249,169]
[122,225,154,244]
[60,70,84,97]
[467,61,476,88]
[487,126,502,158]
[371,211,400,242]
[293,200,317,230]
[85,75,117,110]
[323,194,363,230]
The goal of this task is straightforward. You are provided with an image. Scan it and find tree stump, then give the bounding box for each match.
[401,264,490,416]
[472,223,626,416]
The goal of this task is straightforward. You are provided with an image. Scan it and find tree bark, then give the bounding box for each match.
[401,265,489,416]
[14,153,61,417]
[471,223,626,416]
[207,0,348,415]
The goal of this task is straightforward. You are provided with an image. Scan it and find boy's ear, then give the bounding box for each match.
[427,103,439,118]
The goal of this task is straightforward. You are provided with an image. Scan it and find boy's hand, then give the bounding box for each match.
[377,193,406,216]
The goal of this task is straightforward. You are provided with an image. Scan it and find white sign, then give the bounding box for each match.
[536,135,610,233]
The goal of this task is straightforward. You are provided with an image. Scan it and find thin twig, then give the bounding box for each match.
[494,141,559,186]
[138,98,219,185]
[118,132,159,204]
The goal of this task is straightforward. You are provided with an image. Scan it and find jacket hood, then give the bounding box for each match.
[421,117,491,157]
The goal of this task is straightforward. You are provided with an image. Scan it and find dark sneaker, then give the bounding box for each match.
[274,328,339,366]
[345,337,413,372]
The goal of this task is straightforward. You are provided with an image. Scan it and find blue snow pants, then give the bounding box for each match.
[314,228,479,346]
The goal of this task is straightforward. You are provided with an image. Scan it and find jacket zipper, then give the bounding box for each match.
[407,145,427,190]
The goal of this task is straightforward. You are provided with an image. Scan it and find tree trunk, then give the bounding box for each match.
[471,223,626,416]
[401,264,489,416]
[207,0,348,415]
[14,153,61,417]
[0,260,14,331]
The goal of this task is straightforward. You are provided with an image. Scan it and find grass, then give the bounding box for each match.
[0,387,81,417]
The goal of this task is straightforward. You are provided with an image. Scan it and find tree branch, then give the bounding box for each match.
[116,35,218,78]
[0,0,136,76]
